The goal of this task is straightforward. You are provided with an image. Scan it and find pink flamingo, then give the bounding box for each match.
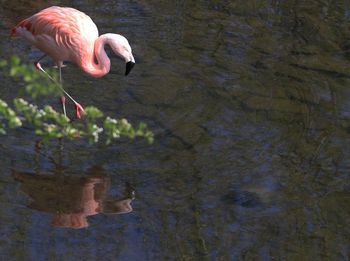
[11,6,135,118]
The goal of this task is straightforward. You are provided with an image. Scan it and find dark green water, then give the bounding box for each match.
[1,1,350,260]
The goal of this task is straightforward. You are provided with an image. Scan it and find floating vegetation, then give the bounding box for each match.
[0,56,154,144]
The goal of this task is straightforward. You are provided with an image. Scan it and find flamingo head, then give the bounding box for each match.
[105,33,135,76]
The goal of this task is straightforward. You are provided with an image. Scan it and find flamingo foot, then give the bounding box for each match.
[74,102,85,119]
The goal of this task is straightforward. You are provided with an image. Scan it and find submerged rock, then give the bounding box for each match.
[221,189,262,208]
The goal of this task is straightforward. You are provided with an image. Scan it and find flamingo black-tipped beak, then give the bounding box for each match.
[125,61,135,76]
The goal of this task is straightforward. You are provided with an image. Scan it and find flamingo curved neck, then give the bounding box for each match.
[81,34,111,78]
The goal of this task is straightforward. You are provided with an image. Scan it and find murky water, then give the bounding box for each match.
[1,1,350,260]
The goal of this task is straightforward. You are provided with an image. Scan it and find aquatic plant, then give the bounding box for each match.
[0,56,154,144]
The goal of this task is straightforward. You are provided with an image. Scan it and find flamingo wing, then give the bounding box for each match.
[11,6,99,64]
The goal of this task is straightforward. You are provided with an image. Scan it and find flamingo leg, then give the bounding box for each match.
[34,61,56,83]
[34,59,84,119]
[58,64,67,117]
[58,63,62,82]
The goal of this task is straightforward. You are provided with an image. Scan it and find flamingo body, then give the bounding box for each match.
[11,6,135,77]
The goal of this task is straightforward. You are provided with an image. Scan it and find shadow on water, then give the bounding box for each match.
[1,0,350,260]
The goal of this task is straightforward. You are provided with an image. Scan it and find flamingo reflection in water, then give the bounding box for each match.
[12,166,135,229]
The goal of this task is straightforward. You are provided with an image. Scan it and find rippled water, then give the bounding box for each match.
[1,1,350,260]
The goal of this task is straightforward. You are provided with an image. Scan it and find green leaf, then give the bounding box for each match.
[0,56,154,145]
[0,60,7,67]
[85,106,104,120]
[10,55,20,66]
